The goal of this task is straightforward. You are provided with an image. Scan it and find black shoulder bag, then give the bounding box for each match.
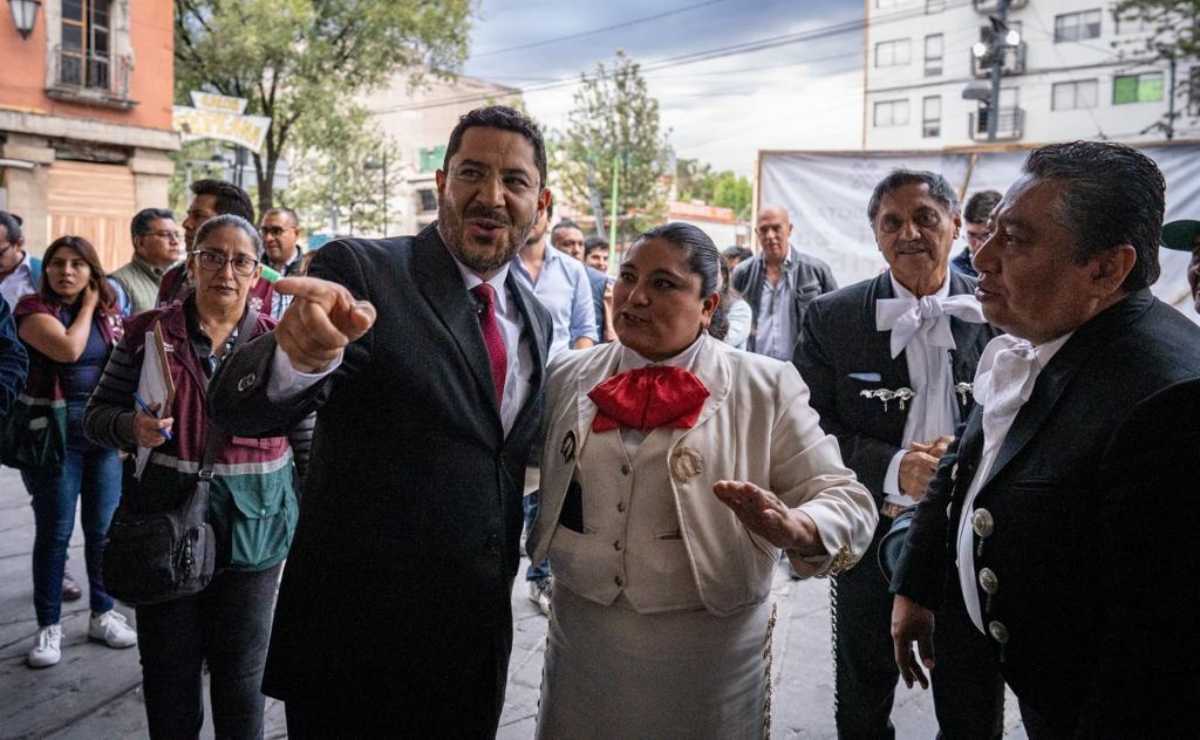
[103,309,257,605]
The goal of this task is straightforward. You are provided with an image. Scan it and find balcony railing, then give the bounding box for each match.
[46,45,134,110]
[973,0,1029,12]
[968,106,1025,141]
[971,42,1027,78]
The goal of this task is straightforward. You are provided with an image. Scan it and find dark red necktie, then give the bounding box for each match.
[472,284,507,403]
[588,366,709,433]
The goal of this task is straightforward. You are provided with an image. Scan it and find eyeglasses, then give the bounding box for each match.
[192,250,260,277]
[260,225,294,238]
[147,230,182,243]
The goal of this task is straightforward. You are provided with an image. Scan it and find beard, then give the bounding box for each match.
[438,201,532,275]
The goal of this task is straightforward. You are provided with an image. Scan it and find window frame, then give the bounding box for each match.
[873,98,911,128]
[922,95,942,138]
[1113,71,1165,105]
[924,33,944,77]
[1054,8,1102,42]
[875,38,912,68]
[59,0,111,89]
[1051,78,1099,111]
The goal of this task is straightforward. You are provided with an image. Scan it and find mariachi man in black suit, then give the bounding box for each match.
[208,106,553,738]
[795,170,1000,739]
[891,141,1200,738]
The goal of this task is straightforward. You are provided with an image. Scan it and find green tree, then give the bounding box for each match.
[1111,1,1200,137]
[675,159,752,219]
[174,0,472,215]
[281,107,403,236]
[559,51,671,241]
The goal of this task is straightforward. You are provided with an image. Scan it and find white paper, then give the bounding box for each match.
[134,330,172,479]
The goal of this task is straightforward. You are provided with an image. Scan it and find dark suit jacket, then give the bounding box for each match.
[586,265,608,342]
[208,224,552,736]
[0,297,28,416]
[892,290,1200,736]
[794,270,994,504]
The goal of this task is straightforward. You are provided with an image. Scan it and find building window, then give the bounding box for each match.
[1114,11,1152,35]
[418,145,447,173]
[922,96,941,137]
[875,39,912,68]
[1113,72,1164,104]
[1054,9,1102,42]
[417,189,438,213]
[874,99,910,127]
[924,34,944,77]
[1052,79,1099,110]
[60,0,111,89]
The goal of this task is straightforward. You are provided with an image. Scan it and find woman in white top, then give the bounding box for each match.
[529,222,877,739]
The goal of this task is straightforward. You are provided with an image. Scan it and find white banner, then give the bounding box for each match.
[758,144,1200,321]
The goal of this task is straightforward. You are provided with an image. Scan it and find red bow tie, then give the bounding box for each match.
[588,366,710,433]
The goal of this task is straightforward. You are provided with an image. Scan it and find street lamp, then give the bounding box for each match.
[8,0,41,39]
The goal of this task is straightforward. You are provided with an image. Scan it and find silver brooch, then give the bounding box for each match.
[859,387,915,412]
[955,382,974,406]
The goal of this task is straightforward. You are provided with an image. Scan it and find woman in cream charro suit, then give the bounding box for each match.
[528,223,877,739]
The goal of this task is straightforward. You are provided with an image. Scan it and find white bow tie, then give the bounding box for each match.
[876,293,986,359]
[973,336,1039,419]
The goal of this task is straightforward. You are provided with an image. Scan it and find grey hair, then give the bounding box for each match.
[867,169,960,223]
[193,214,264,260]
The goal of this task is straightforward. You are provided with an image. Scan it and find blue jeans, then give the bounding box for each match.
[22,399,123,626]
[523,491,550,582]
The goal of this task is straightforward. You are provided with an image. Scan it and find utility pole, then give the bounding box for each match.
[986,0,1011,142]
[1166,51,1177,141]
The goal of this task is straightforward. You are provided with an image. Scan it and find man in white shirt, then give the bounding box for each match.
[795,170,999,739]
[891,142,1200,737]
[206,105,554,738]
[0,210,40,310]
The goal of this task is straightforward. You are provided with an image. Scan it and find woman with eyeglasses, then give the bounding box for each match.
[85,214,314,738]
[13,235,133,669]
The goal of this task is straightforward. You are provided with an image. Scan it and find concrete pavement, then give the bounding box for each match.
[0,465,1027,738]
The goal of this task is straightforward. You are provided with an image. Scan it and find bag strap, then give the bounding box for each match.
[197,308,260,480]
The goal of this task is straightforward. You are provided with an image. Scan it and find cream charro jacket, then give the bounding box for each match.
[529,334,878,617]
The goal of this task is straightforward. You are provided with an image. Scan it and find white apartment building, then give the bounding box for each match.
[863,0,1199,150]
[362,73,523,236]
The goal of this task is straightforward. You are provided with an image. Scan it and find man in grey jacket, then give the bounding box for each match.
[732,206,837,359]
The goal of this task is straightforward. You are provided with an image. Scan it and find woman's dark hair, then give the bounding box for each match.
[632,222,728,340]
[40,235,117,310]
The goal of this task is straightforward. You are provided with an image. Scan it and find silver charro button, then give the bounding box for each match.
[988,620,1009,644]
[979,567,999,595]
[972,508,995,538]
[951,463,959,482]
[237,373,257,392]
[620,464,631,476]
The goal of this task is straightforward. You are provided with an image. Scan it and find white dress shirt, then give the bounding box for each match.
[0,252,38,310]
[755,269,794,361]
[955,331,1073,632]
[879,274,982,507]
[267,249,535,437]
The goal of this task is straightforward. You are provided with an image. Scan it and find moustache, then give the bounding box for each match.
[463,206,512,226]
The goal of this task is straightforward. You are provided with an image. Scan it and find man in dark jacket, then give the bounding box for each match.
[732,206,836,359]
[208,106,553,738]
[892,141,1200,737]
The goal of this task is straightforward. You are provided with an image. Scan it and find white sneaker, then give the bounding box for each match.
[88,610,137,649]
[27,624,62,668]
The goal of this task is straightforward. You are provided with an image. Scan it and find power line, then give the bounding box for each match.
[369,0,978,116]
[471,0,734,58]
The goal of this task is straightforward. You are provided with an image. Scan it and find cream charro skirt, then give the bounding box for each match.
[535,585,775,740]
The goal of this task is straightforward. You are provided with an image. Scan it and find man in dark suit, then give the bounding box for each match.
[891,141,1200,738]
[795,170,1000,739]
[207,106,554,737]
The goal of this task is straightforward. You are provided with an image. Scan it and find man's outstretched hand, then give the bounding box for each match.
[273,277,377,373]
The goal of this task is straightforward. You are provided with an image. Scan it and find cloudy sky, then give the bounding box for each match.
[460,0,865,177]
